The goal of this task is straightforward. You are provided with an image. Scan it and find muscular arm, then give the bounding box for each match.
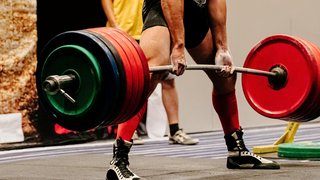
[161,0,186,75]
[101,0,118,27]
[209,0,234,76]
[161,0,185,49]
[208,0,228,50]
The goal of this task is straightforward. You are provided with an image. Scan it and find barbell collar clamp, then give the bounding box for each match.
[268,65,288,90]
[43,74,77,103]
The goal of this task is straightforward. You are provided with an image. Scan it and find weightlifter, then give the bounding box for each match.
[106,0,280,179]
[101,0,199,146]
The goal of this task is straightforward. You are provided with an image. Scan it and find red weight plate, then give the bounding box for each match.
[94,28,142,124]
[99,29,140,123]
[308,41,320,120]
[281,37,319,121]
[242,34,316,120]
[89,28,134,122]
[294,38,320,121]
[82,29,127,125]
[110,28,150,119]
[106,29,144,123]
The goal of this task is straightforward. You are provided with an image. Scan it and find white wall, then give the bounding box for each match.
[177,0,320,133]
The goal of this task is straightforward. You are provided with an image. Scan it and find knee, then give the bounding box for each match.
[162,78,175,89]
[212,74,237,95]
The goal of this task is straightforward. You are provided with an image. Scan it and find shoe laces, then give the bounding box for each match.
[114,158,134,178]
[175,130,191,139]
[110,148,134,178]
[235,139,248,151]
[241,151,262,160]
[112,145,130,162]
[111,140,131,165]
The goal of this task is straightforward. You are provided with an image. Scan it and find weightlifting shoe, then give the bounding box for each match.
[106,138,140,180]
[225,128,280,169]
[169,129,199,145]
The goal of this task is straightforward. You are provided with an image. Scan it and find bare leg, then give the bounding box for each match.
[140,26,172,92]
[187,30,236,95]
[161,79,179,126]
[162,77,199,145]
[116,26,171,142]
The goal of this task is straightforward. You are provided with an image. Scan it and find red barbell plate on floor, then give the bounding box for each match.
[242,34,317,120]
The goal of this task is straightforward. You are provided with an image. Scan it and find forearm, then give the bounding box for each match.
[101,0,117,27]
[208,0,228,50]
[161,0,185,49]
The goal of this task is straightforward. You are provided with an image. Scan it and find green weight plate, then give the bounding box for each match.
[36,30,120,131]
[42,45,102,117]
[278,142,320,159]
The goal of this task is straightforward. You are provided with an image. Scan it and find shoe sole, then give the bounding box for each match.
[169,140,199,145]
[227,158,281,169]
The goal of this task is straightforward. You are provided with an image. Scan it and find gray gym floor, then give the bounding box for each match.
[0,122,319,180]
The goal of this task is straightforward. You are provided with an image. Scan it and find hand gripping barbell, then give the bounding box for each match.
[36,27,320,131]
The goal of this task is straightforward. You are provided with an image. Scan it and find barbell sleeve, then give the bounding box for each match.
[149,64,278,77]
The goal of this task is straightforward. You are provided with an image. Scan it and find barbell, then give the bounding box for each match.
[36,27,320,131]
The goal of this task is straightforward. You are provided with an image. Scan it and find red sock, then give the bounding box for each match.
[212,90,240,135]
[116,102,147,141]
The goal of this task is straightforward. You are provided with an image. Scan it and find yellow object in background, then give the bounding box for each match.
[106,0,143,40]
[253,122,300,154]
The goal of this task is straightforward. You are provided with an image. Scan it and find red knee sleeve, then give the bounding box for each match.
[212,90,240,135]
[116,102,147,141]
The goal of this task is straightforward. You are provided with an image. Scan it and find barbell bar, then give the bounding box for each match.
[41,62,287,105]
[42,64,286,105]
[36,27,320,131]
[149,64,288,90]
[43,64,284,93]
[149,64,278,77]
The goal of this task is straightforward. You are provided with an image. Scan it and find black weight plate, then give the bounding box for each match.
[36,30,120,131]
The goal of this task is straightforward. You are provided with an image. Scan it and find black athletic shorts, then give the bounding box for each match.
[142,0,210,48]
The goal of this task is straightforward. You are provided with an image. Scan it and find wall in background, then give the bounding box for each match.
[177,0,320,133]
